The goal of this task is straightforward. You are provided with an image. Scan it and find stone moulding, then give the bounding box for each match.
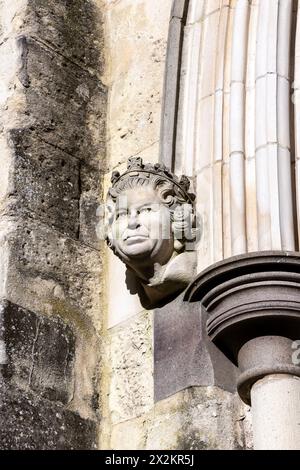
[184,251,300,403]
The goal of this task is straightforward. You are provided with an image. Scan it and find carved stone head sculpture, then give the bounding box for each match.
[105,157,199,308]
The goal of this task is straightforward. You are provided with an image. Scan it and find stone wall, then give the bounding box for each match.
[100,0,252,450]
[0,0,106,449]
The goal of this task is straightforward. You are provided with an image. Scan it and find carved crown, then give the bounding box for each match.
[110,157,195,203]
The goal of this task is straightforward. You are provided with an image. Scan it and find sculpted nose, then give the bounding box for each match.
[128,210,140,229]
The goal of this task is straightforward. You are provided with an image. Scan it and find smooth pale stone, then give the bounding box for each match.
[213,6,229,163]
[214,90,224,162]
[255,0,270,78]
[196,167,214,272]
[223,5,235,95]
[215,5,229,92]
[245,86,255,160]
[255,76,267,149]
[175,23,202,177]
[277,0,293,79]
[295,160,300,247]
[205,0,221,16]
[199,11,220,99]
[251,375,300,450]
[107,250,144,329]
[256,146,272,250]
[230,82,245,153]
[266,73,277,144]
[222,161,232,259]
[266,0,278,74]
[293,89,300,159]
[278,146,295,251]
[246,0,259,90]
[222,91,230,162]
[267,144,281,250]
[230,152,247,255]
[186,0,205,24]
[245,156,258,252]
[230,0,249,83]
[295,4,300,88]
[106,0,172,167]
[213,161,224,262]
[195,95,214,173]
[277,76,291,149]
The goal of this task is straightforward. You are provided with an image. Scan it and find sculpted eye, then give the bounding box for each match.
[140,207,152,213]
[116,211,127,219]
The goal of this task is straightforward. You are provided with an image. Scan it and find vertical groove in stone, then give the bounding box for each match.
[277,0,295,250]
[195,2,220,271]
[174,0,205,176]
[255,0,275,250]
[245,0,259,252]
[213,4,229,262]
[159,0,190,170]
[222,1,235,260]
[161,0,300,272]
[294,0,300,248]
[229,0,249,255]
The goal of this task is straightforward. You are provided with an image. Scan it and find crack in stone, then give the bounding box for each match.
[28,317,41,388]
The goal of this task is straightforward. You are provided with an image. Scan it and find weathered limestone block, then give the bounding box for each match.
[79,161,104,249]
[108,310,153,424]
[1,217,102,331]
[1,301,75,404]
[25,0,105,73]
[0,383,97,450]
[0,0,106,448]
[7,129,80,237]
[110,387,247,450]
[13,36,106,164]
[105,0,172,168]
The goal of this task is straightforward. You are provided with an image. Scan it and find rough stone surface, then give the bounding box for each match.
[8,128,80,237]
[2,301,75,405]
[107,310,153,425]
[110,387,249,450]
[0,383,97,450]
[0,0,106,449]
[13,35,106,165]
[25,0,105,73]
[104,0,172,169]
[3,216,102,332]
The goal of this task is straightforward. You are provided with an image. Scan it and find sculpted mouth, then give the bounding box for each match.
[125,235,149,244]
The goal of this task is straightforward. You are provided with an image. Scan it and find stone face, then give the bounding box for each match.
[106,156,197,309]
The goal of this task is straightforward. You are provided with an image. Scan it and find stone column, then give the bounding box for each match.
[185,251,300,450]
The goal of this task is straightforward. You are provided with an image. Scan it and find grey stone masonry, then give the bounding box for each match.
[0,0,107,449]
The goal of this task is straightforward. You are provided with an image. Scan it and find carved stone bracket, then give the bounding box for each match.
[184,251,300,404]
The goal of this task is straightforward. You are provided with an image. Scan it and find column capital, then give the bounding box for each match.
[184,251,300,366]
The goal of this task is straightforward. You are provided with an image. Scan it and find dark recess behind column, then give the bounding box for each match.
[159,0,189,171]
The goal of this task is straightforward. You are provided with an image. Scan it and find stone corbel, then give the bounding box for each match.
[185,251,300,449]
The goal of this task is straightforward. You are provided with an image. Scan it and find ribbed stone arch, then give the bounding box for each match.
[160,0,299,272]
